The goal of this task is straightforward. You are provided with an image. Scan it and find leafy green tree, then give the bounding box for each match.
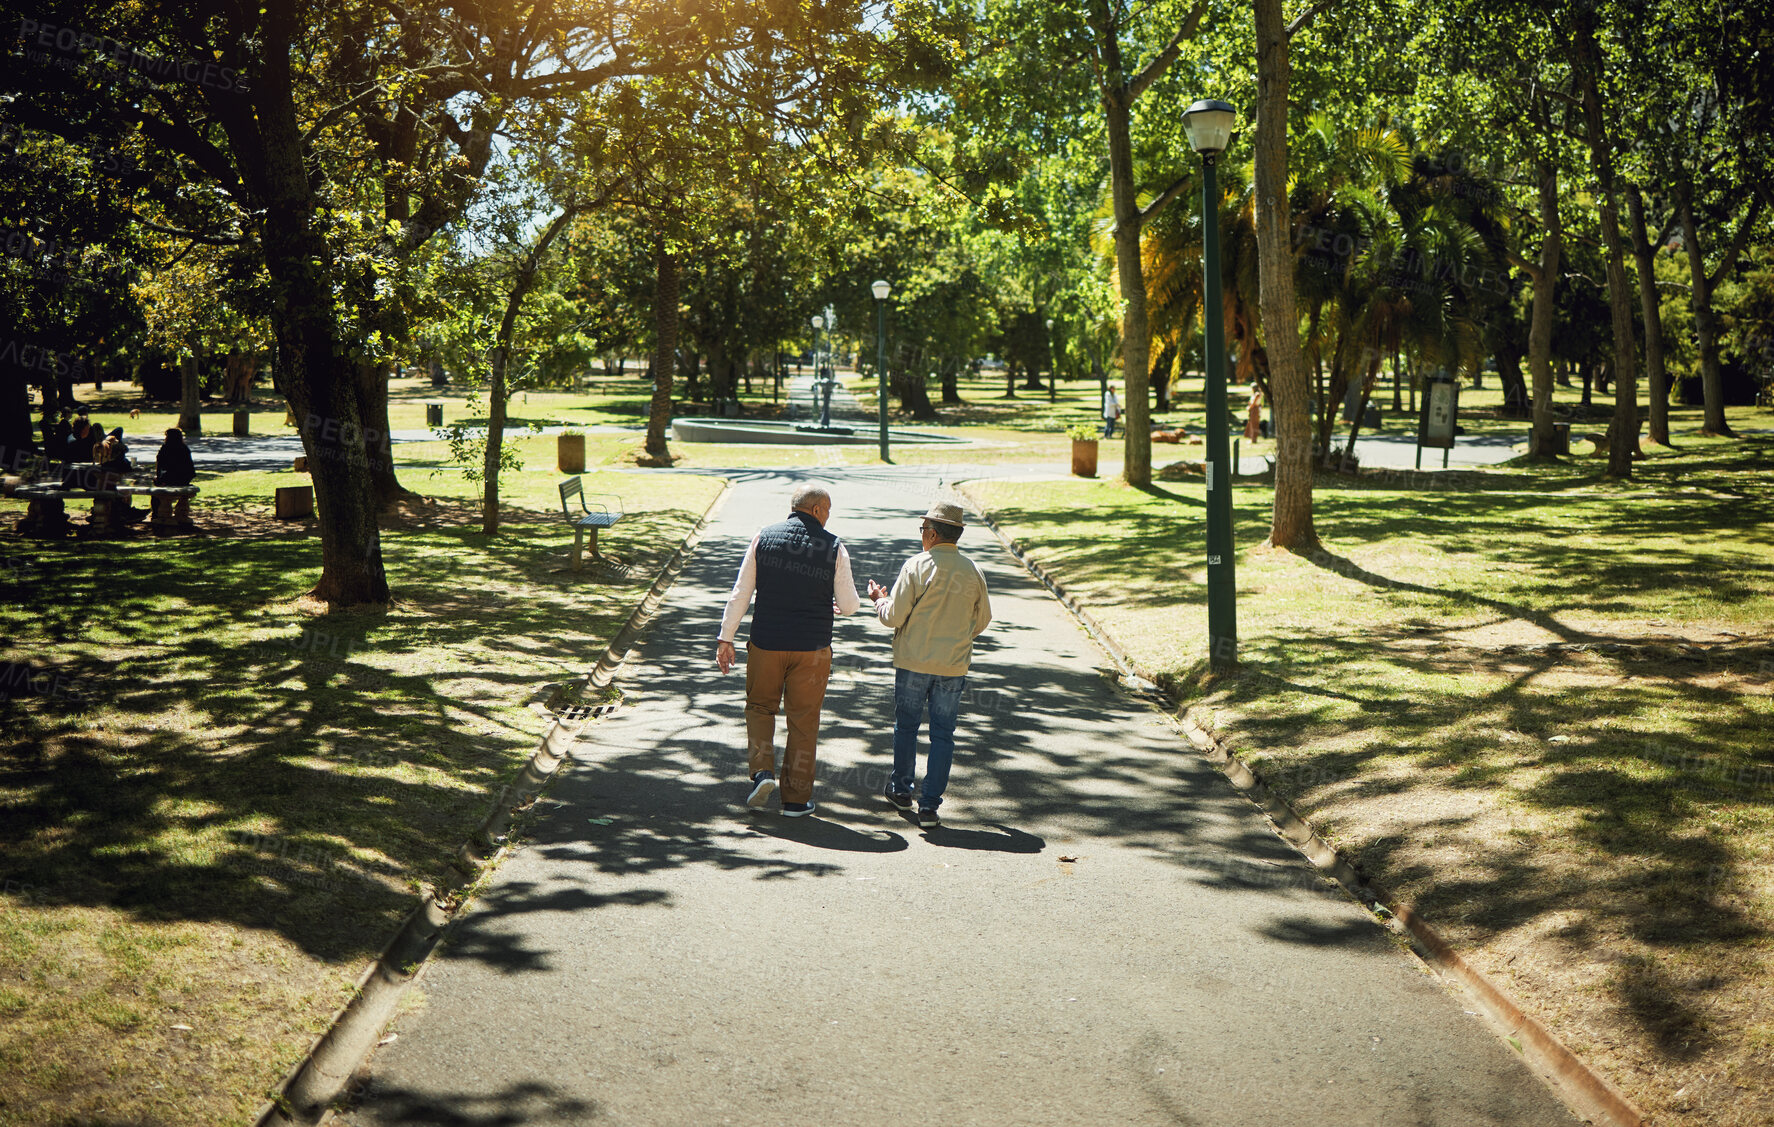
[960,0,1214,485]
[1,0,853,605]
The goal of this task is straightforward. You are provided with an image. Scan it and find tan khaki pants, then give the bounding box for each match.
[745,645,832,804]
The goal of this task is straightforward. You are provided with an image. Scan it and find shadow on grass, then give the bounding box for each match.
[1217,624,1772,1062]
[0,503,709,966]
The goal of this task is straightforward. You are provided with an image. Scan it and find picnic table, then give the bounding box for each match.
[12,480,200,532]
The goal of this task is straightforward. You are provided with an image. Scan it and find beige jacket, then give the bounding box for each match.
[873,543,992,676]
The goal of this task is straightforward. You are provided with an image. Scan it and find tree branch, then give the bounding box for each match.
[1127,0,1208,102]
[1137,170,1194,224]
[1707,191,1766,290]
[127,214,244,246]
[1286,0,1340,39]
[303,82,388,147]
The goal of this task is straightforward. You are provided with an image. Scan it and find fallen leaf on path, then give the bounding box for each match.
[1059,855,1078,863]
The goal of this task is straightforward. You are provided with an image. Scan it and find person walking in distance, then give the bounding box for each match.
[715,484,863,816]
[1102,386,1121,439]
[866,502,992,827]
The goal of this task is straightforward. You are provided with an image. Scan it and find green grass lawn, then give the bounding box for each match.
[961,431,1774,1127]
[0,454,725,1125]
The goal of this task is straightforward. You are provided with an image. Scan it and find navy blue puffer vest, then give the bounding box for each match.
[750,510,840,651]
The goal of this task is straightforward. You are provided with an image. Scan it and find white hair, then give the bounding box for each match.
[790,483,830,512]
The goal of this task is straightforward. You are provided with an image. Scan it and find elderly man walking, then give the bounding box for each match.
[716,484,862,816]
[866,501,992,826]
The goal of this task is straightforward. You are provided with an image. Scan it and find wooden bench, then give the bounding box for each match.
[557,477,623,569]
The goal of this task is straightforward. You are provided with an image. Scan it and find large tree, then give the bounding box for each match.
[963,0,1210,486]
[2,0,878,604]
[1252,0,1329,550]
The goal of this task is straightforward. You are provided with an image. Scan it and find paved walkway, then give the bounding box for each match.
[339,466,1576,1126]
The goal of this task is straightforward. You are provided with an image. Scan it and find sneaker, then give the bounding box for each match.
[781,801,816,818]
[745,771,777,809]
[918,807,941,827]
[886,790,913,811]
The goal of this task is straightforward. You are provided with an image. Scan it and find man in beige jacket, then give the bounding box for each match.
[866,501,992,826]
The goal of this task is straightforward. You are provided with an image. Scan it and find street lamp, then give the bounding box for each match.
[810,313,829,428]
[1045,317,1056,403]
[871,280,891,460]
[1183,97,1238,670]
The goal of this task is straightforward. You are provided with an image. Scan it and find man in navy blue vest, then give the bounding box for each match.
[715,484,862,816]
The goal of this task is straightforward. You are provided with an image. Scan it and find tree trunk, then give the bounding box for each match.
[357,358,411,507]
[1573,9,1638,478]
[1254,0,1315,548]
[235,5,388,607]
[1107,105,1150,483]
[1340,360,1382,469]
[1496,341,1528,417]
[1674,180,1765,437]
[1526,158,1563,456]
[1625,184,1672,446]
[484,345,509,535]
[480,204,574,533]
[178,344,202,434]
[644,242,678,459]
[706,339,728,409]
[1151,340,1176,413]
[891,365,938,420]
[940,361,961,404]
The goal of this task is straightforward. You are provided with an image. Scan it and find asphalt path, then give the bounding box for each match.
[338,465,1577,1127]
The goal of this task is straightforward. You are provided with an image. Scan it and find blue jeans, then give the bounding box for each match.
[1102,417,1117,438]
[890,668,967,809]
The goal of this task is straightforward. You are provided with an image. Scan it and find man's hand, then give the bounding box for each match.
[715,639,736,673]
[867,579,888,600]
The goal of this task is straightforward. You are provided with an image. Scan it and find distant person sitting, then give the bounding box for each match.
[57,419,97,489]
[95,436,131,480]
[93,437,145,525]
[156,428,196,486]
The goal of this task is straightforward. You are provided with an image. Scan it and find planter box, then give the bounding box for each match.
[557,433,586,474]
[1071,438,1099,477]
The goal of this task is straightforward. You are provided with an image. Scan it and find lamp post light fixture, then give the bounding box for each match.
[1183,97,1238,670]
[871,280,891,460]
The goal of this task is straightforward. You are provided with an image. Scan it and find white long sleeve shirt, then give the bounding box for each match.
[717,531,863,643]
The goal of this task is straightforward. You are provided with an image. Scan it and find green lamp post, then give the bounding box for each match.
[1183,97,1238,670]
[872,279,891,460]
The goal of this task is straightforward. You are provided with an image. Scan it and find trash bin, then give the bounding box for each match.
[557,434,585,473]
[233,409,250,437]
[426,402,443,426]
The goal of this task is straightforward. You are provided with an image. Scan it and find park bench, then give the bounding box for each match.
[557,477,624,570]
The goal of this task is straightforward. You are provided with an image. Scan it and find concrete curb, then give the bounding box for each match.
[250,479,735,1127]
[962,488,1645,1127]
